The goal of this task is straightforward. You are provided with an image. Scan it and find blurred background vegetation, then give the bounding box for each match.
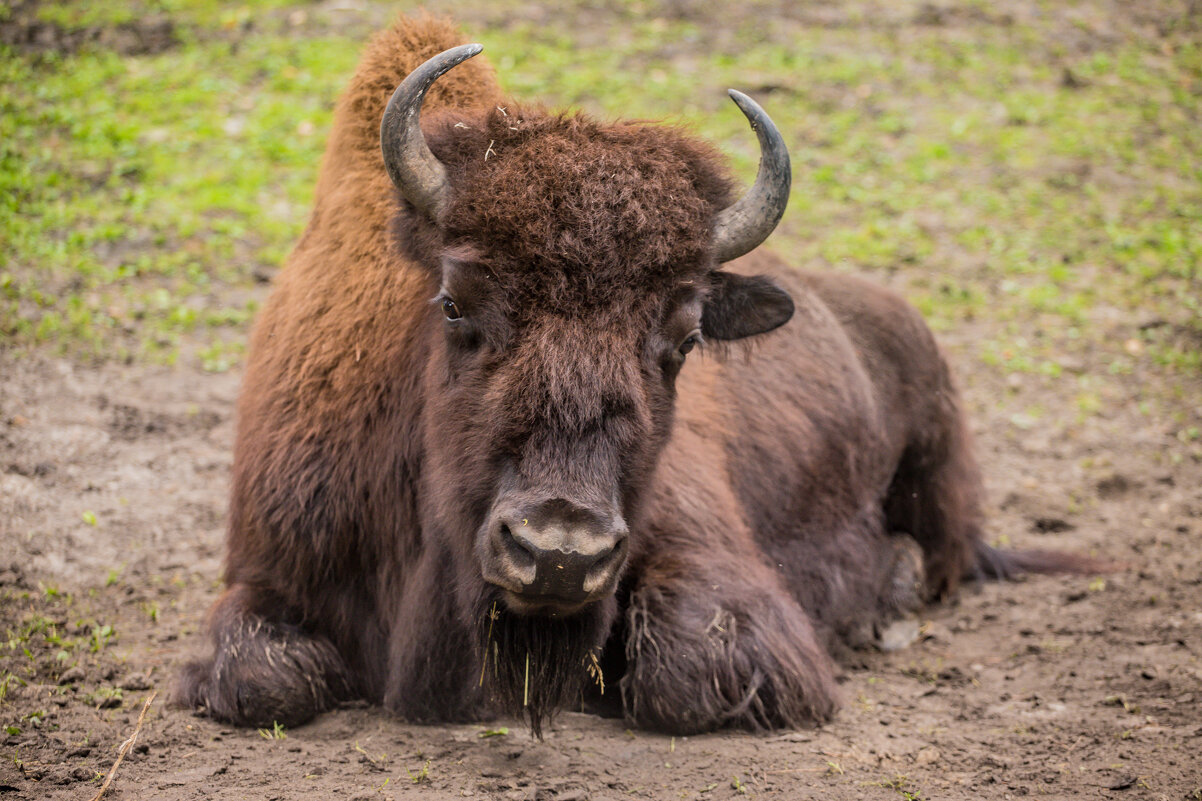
[1,0,1198,421]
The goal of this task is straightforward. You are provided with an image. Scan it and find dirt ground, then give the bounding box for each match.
[1,312,1200,800]
[2,0,1202,798]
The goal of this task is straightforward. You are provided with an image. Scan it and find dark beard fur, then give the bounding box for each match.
[477,595,615,738]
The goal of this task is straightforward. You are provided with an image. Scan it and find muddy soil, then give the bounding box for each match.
[0,2,178,57]
[1,320,1200,801]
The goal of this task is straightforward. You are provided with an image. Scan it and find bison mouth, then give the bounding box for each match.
[476,587,617,736]
[494,589,594,617]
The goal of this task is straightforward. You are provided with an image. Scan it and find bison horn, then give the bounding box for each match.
[380,43,484,220]
[711,90,792,264]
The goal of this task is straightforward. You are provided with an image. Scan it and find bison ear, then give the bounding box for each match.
[701,271,794,341]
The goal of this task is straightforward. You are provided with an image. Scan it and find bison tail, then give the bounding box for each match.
[970,540,1119,581]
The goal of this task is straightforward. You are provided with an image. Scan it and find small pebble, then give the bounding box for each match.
[58,666,86,685]
[915,746,940,766]
[120,674,153,691]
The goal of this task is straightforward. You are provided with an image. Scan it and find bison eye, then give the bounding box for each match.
[441,297,462,321]
[678,331,702,356]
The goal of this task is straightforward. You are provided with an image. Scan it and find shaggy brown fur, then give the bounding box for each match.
[177,14,1100,736]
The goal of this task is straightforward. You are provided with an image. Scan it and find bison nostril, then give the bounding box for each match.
[591,542,618,569]
[584,534,628,586]
[498,523,536,570]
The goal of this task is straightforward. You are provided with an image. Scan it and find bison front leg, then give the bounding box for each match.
[620,559,838,734]
[175,584,355,728]
[382,548,486,723]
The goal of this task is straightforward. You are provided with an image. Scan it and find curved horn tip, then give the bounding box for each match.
[726,88,751,107]
[726,89,767,127]
[453,42,485,61]
[710,89,792,264]
[381,43,486,220]
[415,42,485,81]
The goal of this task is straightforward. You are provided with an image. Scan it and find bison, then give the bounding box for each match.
[178,15,1092,736]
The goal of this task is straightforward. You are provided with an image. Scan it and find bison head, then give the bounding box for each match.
[382,45,794,730]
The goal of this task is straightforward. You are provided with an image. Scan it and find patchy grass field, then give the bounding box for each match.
[3,0,1200,378]
[1,0,1200,799]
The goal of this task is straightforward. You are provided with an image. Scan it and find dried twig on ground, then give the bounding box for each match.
[89,690,157,801]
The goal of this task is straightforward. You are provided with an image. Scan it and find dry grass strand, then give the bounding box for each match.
[89,690,157,801]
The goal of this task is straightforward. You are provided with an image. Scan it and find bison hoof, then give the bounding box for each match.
[874,616,921,652]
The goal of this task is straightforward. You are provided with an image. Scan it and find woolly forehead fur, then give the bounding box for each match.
[417,105,737,315]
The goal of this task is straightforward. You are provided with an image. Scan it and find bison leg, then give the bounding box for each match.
[382,547,488,723]
[885,401,985,598]
[175,584,354,728]
[620,560,838,734]
[843,532,926,652]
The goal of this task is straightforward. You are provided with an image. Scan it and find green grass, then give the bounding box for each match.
[258,720,287,740]
[1,8,357,365]
[31,0,304,30]
[0,590,120,699]
[1,0,1199,398]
